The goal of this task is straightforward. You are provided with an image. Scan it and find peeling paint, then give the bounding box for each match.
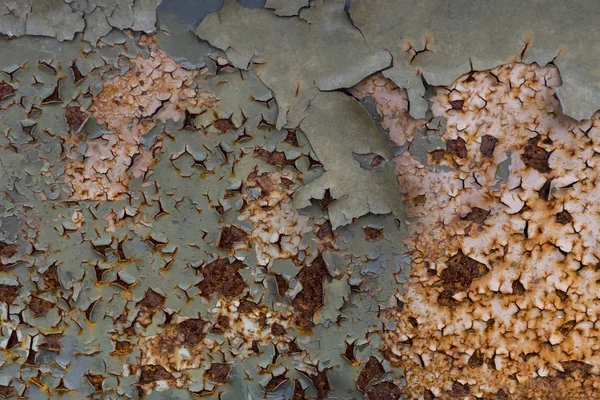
[1,1,600,399]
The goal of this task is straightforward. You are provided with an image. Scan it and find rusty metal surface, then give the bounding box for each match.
[0,1,598,399]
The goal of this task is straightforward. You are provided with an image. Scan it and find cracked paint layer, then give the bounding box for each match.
[1,1,600,399]
[353,63,600,398]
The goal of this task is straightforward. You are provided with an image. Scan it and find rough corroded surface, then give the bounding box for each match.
[1,2,599,400]
[353,63,600,398]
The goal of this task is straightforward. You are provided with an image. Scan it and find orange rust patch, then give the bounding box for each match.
[360,62,600,398]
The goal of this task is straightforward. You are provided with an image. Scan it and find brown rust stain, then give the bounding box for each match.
[138,364,174,384]
[138,288,166,310]
[85,373,104,392]
[0,242,17,259]
[0,385,15,399]
[213,118,236,133]
[0,284,19,304]
[446,137,468,159]
[42,263,61,291]
[307,369,330,400]
[216,225,248,250]
[205,363,231,384]
[38,333,63,352]
[265,374,288,392]
[177,318,208,345]
[363,226,384,241]
[521,141,551,173]
[292,255,329,329]
[111,340,132,356]
[197,258,248,298]
[0,82,15,100]
[461,207,490,225]
[64,105,89,133]
[292,379,307,400]
[28,296,54,316]
[357,356,385,390]
[254,148,297,168]
[480,134,498,158]
[365,381,403,400]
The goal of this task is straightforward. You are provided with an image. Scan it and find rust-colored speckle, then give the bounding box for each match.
[213,315,230,332]
[38,333,63,352]
[292,379,307,400]
[439,251,488,291]
[238,299,258,313]
[316,220,333,240]
[0,385,15,399]
[342,341,358,364]
[5,330,18,349]
[558,319,576,336]
[275,274,289,296]
[429,149,446,163]
[265,374,288,392]
[369,155,386,169]
[512,279,526,295]
[320,189,334,208]
[111,340,132,356]
[284,130,299,146]
[451,381,470,397]
[41,81,61,104]
[468,349,484,368]
[308,370,330,399]
[70,60,85,85]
